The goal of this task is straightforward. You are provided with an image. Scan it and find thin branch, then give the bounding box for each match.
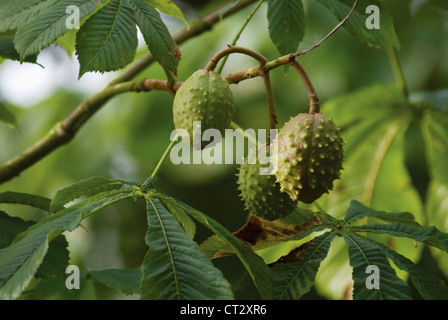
[289,60,320,113]
[148,132,179,184]
[291,0,359,58]
[216,0,265,74]
[204,45,268,71]
[261,71,278,134]
[204,46,277,139]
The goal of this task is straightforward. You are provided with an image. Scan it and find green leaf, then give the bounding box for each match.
[0,242,49,300]
[50,176,127,213]
[0,191,51,211]
[315,0,400,49]
[76,0,138,78]
[404,116,431,202]
[0,211,32,249]
[374,240,448,300]
[35,235,69,279]
[344,200,420,227]
[0,0,59,33]
[36,271,90,299]
[90,268,141,296]
[0,101,18,128]
[0,212,68,279]
[267,0,305,55]
[140,197,234,300]
[34,277,66,299]
[14,0,100,59]
[129,0,180,75]
[424,109,448,185]
[0,190,136,300]
[140,0,189,26]
[200,209,329,259]
[55,29,77,57]
[272,231,336,300]
[160,198,196,239]
[165,197,273,300]
[316,84,423,297]
[233,271,261,300]
[323,83,405,132]
[344,233,412,300]
[321,84,421,218]
[0,39,37,64]
[351,223,448,252]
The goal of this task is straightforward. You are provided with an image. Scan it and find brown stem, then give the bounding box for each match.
[291,0,359,59]
[289,60,320,113]
[261,72,277,141]
[204,45,268,71]
[204,46,277,141]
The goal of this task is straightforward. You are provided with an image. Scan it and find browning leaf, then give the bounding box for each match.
[233,210,325,249]
[271,240,315,265]
[200,209,327,259]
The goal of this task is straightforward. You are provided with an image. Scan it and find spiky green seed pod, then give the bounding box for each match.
[237,148,298,221]
[273,112,344,203]
[173,69,236,149]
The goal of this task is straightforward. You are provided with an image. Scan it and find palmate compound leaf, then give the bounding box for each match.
[140,197,234,300]
[0,189,137,300]
[76,0,138,78]
[343,233,412,300]
[320,83,422,219]
[314,84,435,298]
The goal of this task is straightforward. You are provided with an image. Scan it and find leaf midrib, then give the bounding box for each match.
[147,197,180,299]
[363,121,402,206]
[344,233,385,300]
[278,230,335,300]
[83,0,122,72]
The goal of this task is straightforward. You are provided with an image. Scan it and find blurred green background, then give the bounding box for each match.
[0,0,447,299]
